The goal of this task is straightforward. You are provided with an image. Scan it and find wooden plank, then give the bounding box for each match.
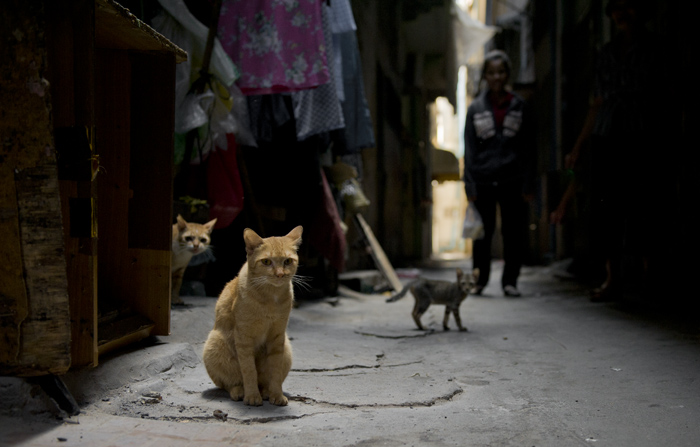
[95,0,187,63]
[124,249,171,335]
[59,180,98,368]
[354,213,403,292]
[0,0,72,376]
[12,166,72,376]
[47,0,99,369]
[0,167,28,367]
[97,313,154,356]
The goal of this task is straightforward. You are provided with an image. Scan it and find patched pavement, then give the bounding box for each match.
[2,261,700,447]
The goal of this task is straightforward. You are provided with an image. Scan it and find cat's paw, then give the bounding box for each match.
[268,393,288,406]
[244,392,263,406]
[229,386,244,401]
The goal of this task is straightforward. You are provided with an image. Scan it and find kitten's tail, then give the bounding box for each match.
[385,282,415,303]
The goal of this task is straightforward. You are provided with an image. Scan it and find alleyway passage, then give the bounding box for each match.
[2,261,699,447]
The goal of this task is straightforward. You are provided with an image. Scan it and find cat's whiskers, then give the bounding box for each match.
[292,275,313,292]
[246,276,269,291]
[246,274,292,292]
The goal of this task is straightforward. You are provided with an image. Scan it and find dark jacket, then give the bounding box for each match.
[463,89,536,198]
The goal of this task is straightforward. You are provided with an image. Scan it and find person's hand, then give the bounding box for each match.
[550,207,566,225]
[565,148,579,170]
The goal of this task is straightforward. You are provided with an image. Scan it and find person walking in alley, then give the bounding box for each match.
[564,0,672,302]
[463,50,536,297]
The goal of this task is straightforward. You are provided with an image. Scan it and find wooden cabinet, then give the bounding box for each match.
[0,0,186,376]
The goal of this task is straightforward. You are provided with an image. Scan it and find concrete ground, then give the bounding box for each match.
[2,260,699,447]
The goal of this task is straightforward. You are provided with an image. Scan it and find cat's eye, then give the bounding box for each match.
[261,259,272,266]
[284,258,294,266]
[199,238,208,243]
[184,236,194,242]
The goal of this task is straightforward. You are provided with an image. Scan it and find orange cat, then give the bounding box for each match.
[171,215,217,305]
[202,226,303,406]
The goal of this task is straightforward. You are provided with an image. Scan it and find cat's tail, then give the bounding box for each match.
[385,282,414,303]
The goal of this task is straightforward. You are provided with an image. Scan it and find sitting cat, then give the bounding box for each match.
[386,268,480,332]
[171,214,217,305]
[202,226,303,406]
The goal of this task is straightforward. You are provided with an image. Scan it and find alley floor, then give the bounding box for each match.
[1,261,699,447]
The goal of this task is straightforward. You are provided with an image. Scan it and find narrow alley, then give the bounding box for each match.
[2,261,699,447]
[1,0,696,445]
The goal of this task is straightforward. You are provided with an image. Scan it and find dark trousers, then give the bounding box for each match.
[471,180,528,289]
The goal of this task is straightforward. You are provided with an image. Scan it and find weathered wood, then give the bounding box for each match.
[0,1,72,376]
[354,213,403,292]
[98,313,154,356]
[2,0,180,374]
[46,0,99,369]
[35,374,81,416]
[95,0,187,63]
[0,169,28,367]
[11,167,72,376]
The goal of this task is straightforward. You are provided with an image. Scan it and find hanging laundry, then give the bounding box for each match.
[153,0,240,112]
[152,0,255,163]
[291,3,345,142]
[245,94,293,145]
[327,0,375,154]
[207,134,245,229]
[336,31,375,153]
[327,0,357,101]
[218,0,331,95]
[307,169,347,273]
[327,0,357,33]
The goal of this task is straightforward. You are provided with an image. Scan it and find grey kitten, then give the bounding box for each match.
[386,268,480,331]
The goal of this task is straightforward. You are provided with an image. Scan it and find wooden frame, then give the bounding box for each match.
[1,0,186,376]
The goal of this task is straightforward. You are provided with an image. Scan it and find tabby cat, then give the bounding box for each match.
[386,268,480,332]
[202,226,303,406]
[171,214,217,305]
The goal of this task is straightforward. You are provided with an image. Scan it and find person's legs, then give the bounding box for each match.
[499,181,527,291]
[590,136,624,300]
[471,184,497,291]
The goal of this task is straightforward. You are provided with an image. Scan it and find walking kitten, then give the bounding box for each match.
[386,268,480,332]
[202,226,303,406]
[171,214,217,305]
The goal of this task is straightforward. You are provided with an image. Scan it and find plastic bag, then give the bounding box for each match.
[462,203,485,240]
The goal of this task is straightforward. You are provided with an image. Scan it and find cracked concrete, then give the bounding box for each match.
[2,261,700,446]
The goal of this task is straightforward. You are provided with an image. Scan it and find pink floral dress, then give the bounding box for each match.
[218,0,331,95]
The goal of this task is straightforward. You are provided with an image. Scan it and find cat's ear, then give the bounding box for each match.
[472,268,480,280]
[203,218,217,234]
[286,226,303,249]
[456,268,464,278]
[176,214,188,232]
[243,228,264,255]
